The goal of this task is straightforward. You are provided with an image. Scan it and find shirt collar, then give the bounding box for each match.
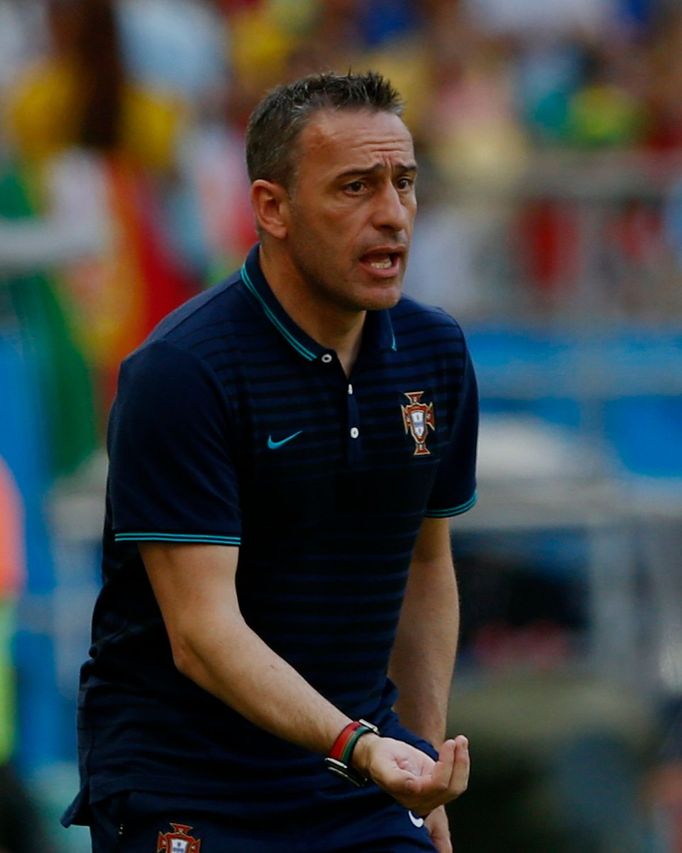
[240,244,397,361]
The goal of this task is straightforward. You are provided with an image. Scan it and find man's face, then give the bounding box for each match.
[282,108,417,315]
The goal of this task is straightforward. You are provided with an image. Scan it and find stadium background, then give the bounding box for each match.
[0,0,681,850]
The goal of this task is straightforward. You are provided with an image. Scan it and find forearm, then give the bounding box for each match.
[141,542,350,757]
[174,604,350,756]
[389,527,459,745]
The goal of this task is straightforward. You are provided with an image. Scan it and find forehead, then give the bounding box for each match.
[296,108,415,177]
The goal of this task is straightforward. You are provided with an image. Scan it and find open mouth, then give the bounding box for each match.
[360,251,402,276]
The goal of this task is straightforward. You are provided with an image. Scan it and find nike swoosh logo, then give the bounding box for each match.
[408,811,425,828]
[267,430,303,450]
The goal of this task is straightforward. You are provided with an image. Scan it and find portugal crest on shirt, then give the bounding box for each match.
[401,391,435,456]
[157,823,201,853]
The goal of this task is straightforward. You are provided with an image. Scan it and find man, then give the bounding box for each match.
[62,71,478,852]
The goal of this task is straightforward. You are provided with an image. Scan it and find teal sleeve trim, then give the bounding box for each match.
[114,532,241,546]
[424,491,477,519]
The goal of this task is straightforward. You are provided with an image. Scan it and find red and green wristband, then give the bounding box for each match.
[324,719,380,786]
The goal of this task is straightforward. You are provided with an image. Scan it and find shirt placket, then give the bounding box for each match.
[319,351,363,466]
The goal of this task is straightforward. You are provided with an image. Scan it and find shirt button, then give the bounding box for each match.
[321,353,333,364]
[350,427,359,439]
[348,384,353,395]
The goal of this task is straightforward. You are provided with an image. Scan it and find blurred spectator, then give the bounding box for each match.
[567,43,646,148]
[3,0,197,416]
[424,34,529,190]
[514,37,584,145]
[6,0,184,171]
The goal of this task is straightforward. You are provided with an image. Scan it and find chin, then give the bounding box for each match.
[361,285,402,311]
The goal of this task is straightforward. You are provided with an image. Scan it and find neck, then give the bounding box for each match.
[259,244,365,376]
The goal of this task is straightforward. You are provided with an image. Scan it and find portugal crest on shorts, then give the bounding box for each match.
[401,391,435,456]
[157,823,201,853]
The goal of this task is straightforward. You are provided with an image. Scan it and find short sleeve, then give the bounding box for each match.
[108,339,241,546]
[425,345,478,518]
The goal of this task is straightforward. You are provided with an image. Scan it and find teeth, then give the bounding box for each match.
[369,257,392,269]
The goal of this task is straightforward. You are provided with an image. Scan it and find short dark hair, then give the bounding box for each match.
[245,71,404,189]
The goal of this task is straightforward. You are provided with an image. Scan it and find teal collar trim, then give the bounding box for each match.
[241,245,319,362]
[240,244,398,360]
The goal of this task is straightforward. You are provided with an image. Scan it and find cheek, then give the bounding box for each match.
[313,220,361,256]
[290,203,364,258]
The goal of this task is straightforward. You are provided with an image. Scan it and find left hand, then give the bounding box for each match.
[355,734,469,816]
[425,806,452,853]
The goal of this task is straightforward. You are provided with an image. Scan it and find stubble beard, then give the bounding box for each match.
[288,235,405,315]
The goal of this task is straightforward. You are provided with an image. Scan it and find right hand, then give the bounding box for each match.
[353,734,470,816]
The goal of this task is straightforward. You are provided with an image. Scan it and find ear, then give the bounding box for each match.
[250,180,289,240]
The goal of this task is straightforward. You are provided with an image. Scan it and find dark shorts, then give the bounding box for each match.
[88,789,437,852]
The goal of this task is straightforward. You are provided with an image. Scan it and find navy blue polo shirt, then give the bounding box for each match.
[66,244,478,824]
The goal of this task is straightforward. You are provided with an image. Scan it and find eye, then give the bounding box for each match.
[396,176,415,191]
[344,180,366,194]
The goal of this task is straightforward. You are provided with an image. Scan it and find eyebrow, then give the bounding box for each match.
[336,161,418,181]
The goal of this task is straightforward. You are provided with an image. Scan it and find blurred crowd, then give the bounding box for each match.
[2,0,682,443]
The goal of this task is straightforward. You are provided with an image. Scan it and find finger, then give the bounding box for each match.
[433,832,453,853]
[447,736,470,795]
[430,827,453,852]
[431,738,457,789]
[400,740,455,804]
[403,739,468,813]
[425,808,453,853]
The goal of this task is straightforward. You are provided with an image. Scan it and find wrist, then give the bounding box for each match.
[324,719,380,786]
[349,728,379,775]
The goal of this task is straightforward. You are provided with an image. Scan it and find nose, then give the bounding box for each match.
[371,182,412,233]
